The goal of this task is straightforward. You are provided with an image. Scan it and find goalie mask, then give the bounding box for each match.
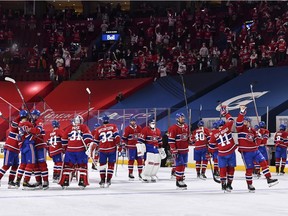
[74,115,84,125]
[148,119,156,129]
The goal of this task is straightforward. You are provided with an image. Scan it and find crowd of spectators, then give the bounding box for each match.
[87,1,288,80]
[1,1,288,82]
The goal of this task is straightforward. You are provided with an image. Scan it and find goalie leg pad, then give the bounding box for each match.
[78,165,89,186]
[151,154,161,176]
[142,152,155,177]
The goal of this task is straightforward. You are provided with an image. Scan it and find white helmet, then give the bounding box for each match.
[74,115,84,125]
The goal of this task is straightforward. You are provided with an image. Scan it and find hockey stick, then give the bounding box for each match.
[180,74,191,134]
[86,87,91,126]
[217,100,222,120]
[250,84,260,124]
[0,111,10,123]
[115,123,124,176]
[207,152,221,184]
[5,77,35,124]
[199,104,202,120]
[0,96,20,111]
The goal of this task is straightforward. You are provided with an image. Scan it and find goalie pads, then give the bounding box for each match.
[158,148,167,159]
[150,153,161,176]
[142,152,154,177]
[136,143,146,157]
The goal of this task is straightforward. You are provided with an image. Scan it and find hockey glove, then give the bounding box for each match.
[220,105,228,117]
[239,105,247,115]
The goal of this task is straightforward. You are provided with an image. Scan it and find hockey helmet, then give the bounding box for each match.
[244,116,252,122]
[176,113,185,119]
[279,124,286,131]
[212,121,218,129]
[31,109,41,117]
[102,114,109,124]
[197,120,204,127]
[254,125,260,130]
[130,116,137,122]
[217,119,225,127]
[94,123,100,129]
[259,121,266,128]
[52,120,60,128]
[19,110,28,118]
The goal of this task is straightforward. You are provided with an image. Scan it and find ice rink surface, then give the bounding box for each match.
[0,159,287,216]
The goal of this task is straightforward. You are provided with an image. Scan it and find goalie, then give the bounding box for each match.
[137,119,164,182]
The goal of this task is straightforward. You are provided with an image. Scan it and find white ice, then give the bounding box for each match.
[0,159,287,216]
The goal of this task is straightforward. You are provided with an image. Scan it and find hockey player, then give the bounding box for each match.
[90,115,121,187]
[236,105,278,192]
[31,109,49,189]
[274,124,288,175]
[0,110,22,188]
[122,116,143,180]
[58,115,94,189]
[209,106,237,192]
[47,120,67,182]
[15,110,42,189]
[138,119,162,183]
[254,121,270,177]
[168,113,189,189]
[91,123,100,170]
[191,120,210,179]
[208,121,220,177]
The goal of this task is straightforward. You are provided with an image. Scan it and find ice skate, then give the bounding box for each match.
[42,181,49,190]
[23,181,36,190]
[33,181,43,189]
[226,183,233,192]
[8,181,18,189]
[99,179,105,188]
[128,174,135,181]
[221,183,227,193]
[280,167,285,176]
[140,174,148,183]
[176,180,187,190]
[151,176,157,183]
[200,173,207,180]
[267,178,279,187]
[248,184,255,193]
[53,174,60,183]
[61,179,69,190]
[78,178,86,190]
[106,178,111,188]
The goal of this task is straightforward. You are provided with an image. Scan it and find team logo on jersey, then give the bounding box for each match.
[215,91,268,111]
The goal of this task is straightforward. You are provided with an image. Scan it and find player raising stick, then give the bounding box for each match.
[209,106,237,192]
[168,113,189,189]
[236,105,278,192]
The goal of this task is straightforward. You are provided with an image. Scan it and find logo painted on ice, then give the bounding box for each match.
[215,91,269,111]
